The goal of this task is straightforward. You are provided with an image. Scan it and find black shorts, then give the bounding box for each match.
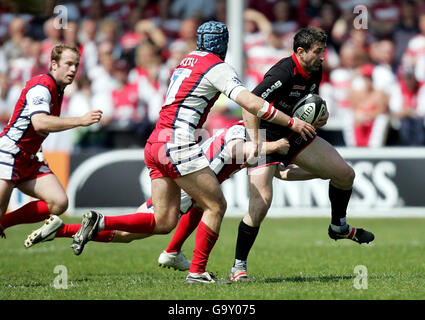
[253,130,316,168]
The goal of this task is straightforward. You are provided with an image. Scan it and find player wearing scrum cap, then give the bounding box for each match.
[229,27,375,282]
[66,21,315,284]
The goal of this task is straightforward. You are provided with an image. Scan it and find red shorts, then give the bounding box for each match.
[0,150,52,184]
[144,141,209,180]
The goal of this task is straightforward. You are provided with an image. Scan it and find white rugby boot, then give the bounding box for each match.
[24,215,64,248]
[185,271,232,284]
[158,250,191,271]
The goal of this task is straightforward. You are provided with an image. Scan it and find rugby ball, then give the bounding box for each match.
[292,94,326,124]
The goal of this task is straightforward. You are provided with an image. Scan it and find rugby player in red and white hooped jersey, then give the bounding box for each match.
[67,21,316,284]
[25,121,317,272]
[0,44,103,240]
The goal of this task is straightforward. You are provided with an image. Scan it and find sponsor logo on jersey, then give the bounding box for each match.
[289,91,301,97]
[278,101,292,111]
[261,80,282,99]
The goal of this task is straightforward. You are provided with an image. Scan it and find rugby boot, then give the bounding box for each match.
[24,215,64,248]
[185,271,232,284]
[71,210,102,255]
[158,250,191,271]
[328,225,374,244]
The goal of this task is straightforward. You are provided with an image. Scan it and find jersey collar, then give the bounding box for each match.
[46,73,64,93]
[291,53,311,80]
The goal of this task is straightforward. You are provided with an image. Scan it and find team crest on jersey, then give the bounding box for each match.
[32,96,45,105]
[310,84,316,92]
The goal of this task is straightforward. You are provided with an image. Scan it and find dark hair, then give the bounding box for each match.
[293,27,327,53]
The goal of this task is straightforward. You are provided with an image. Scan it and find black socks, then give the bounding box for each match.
[234,220,260,264]
[329,182,352,228]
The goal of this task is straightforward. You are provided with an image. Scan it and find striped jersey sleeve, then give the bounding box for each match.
[204,62,245,100]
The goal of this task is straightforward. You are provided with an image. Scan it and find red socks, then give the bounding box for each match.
[166,207,203,253]
[103,212,156,234]
[56,224,115,242]
[189,220,219,274]
[0,200,50,229]
[55,224,80,238]
[54,212,156,242]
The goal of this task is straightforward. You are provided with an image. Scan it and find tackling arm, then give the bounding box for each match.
[226,137,290,161]
[234,89,316,141]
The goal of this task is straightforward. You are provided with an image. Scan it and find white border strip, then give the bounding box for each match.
[337,147,425,159]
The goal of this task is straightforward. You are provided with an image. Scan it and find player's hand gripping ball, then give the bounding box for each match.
[292,93,326,125]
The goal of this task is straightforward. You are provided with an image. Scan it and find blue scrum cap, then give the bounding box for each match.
[196,21,229,60]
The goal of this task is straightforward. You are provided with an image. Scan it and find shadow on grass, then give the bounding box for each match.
[262,273,401,284]
[263,274,355,283]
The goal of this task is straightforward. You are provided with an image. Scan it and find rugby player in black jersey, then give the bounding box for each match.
[230,27,375,282]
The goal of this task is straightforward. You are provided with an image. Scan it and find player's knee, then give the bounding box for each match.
[333,164,355,188]
[154,212,179,234]
[48,196,68,215]
[341,165,355,187]
[202,195,227,217]
[215,196,227,216]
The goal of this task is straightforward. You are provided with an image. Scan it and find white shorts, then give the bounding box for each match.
[0,150,51,183]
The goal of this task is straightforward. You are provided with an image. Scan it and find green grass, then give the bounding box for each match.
[1,217,424,300]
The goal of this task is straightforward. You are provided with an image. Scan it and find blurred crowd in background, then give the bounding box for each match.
[1,0,425,152]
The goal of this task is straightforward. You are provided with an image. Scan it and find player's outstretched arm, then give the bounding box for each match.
[235,89,316,140]
[31,110,103,133]
[227,137,290,165]
[261,138,290,155]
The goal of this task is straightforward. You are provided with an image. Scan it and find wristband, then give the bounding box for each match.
[257,101,278,121]
[288,117,295,128]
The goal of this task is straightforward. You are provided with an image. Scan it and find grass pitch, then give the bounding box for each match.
[1,217,424,301]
